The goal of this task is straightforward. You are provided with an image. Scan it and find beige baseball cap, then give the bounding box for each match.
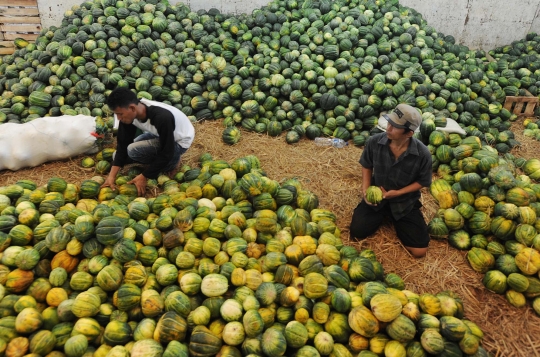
[383,104,422,131]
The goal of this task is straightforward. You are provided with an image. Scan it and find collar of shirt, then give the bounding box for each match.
[376,134,421,157]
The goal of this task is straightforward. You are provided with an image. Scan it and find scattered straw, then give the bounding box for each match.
[1,119,540,356]
[511,119,540,161]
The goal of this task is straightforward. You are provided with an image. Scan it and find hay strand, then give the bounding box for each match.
[1,120,540,356]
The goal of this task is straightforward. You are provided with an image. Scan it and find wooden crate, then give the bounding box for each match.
[504,90,539,117]
[0,0,42,55]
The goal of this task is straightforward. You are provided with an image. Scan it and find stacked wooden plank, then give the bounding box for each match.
[0,0,42,55]
[504,89,539,117]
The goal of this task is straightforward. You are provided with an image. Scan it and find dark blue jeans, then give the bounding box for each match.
[126,133,186,172]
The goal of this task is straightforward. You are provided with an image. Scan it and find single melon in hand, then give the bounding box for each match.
[365,186,383,204]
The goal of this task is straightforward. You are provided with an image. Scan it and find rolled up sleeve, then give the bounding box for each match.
[416,149,433,188]
[359,138,374,169]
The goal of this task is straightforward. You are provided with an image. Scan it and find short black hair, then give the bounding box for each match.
[107,87,138,110]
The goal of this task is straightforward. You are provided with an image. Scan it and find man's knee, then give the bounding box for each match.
[405,246,428,258]
[349,202,382,240]
[127,142,149,162]
[126,144,138,161]
[349,222,376,241]
[350,230,368,241]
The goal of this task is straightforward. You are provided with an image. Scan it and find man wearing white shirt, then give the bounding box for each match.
[102,87,195,196]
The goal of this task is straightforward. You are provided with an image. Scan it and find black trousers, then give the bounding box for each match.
[349,200,430,248]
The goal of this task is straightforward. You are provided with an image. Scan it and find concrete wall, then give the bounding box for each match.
[37,0,540,50]
[38,2,74,30]
[177,0,270,15]
[400,0,540,50]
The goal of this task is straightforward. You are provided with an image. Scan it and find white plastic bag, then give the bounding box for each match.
[434,118,467,136]
[0,115,97,171]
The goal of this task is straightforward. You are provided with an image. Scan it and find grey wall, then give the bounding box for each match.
[37,0,540,50]
[175,0,270,15]
[400,0,540,50]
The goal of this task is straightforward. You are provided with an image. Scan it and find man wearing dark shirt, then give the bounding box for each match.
[350,104,432,258]
[102,88,195,196]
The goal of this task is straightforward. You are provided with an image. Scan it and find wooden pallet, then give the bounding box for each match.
[0,0,42,55]
[504,91,539,117]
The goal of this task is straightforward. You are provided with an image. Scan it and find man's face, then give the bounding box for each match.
[113,104,137,124]
[386,121,409,140]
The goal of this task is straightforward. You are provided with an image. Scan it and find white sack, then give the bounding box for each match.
[433,118,467,136]
[0,115,97,171]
